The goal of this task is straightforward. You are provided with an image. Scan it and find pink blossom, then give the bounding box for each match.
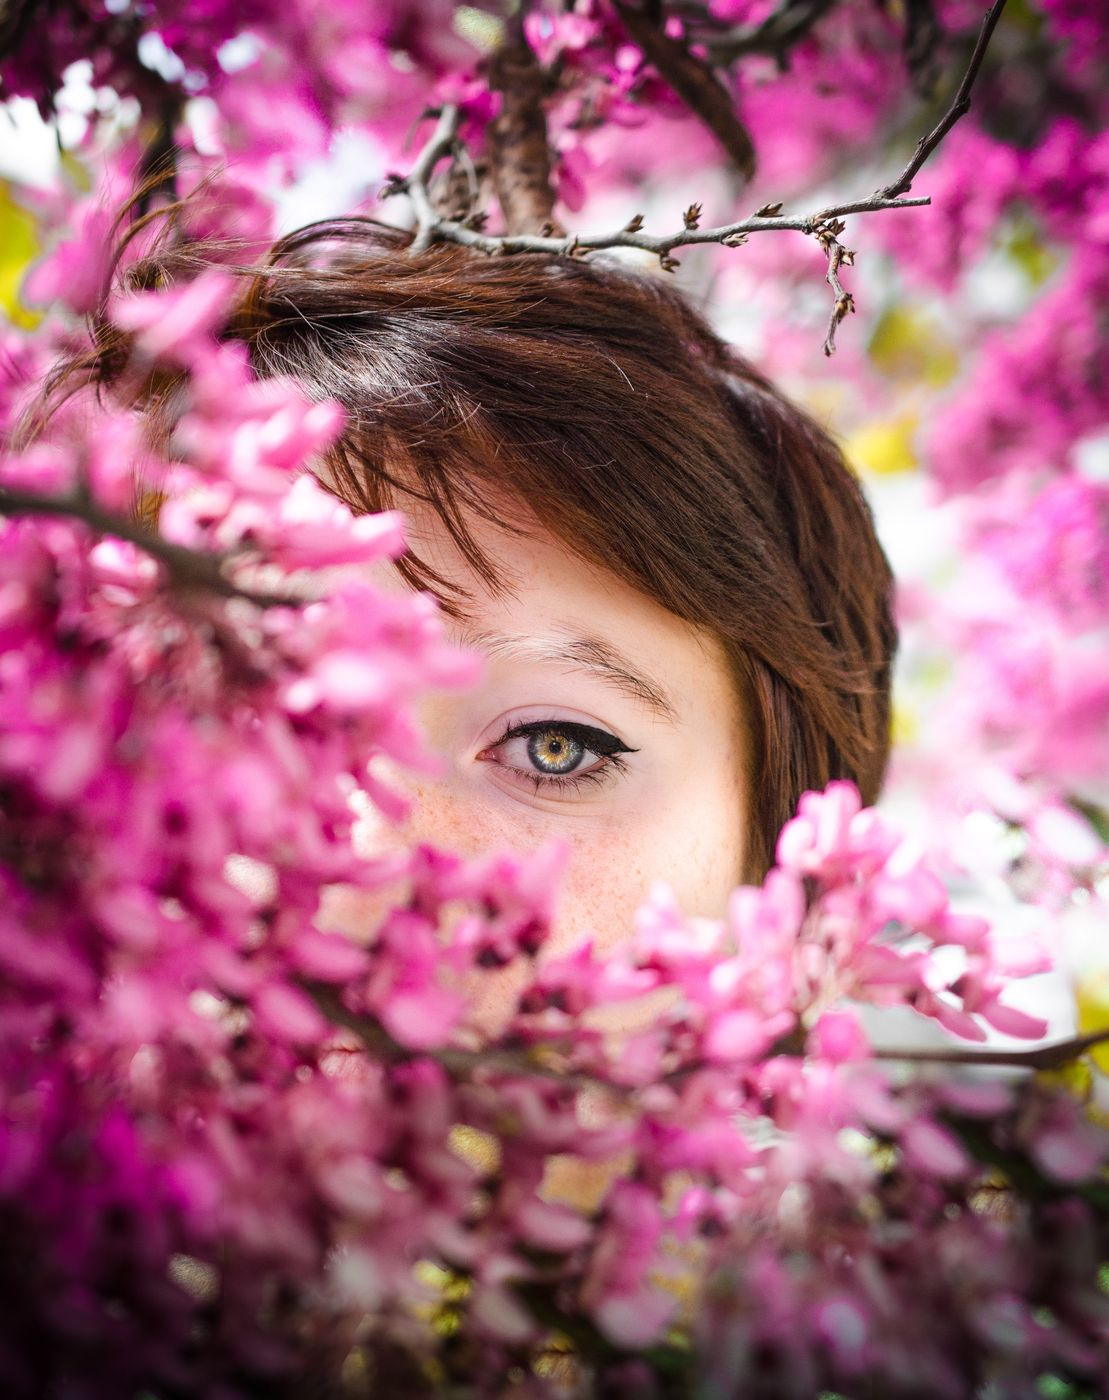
[110,269,239,365]
[900,1118,971,1180]
[23,203,117,316]
[808,1010,870,1063]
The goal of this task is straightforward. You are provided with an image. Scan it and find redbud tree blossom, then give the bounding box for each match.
[1,2,1108,1395]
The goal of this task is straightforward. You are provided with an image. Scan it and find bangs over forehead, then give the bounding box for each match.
[240,223,802,627]
[244,219,745,621]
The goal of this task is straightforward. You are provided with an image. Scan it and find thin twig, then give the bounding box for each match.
[818,225,855,356]
[392,106,929,259]
[877,0,1007,200]
[306,966,1109,1098]
[437,138,481,221]
[400,105,465,253]
[902,0,945,97]
[0,487,299,609]
[302,978,604,1090]
[389,0,1007,354]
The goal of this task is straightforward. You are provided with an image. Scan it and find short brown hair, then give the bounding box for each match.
[35,214,897,879]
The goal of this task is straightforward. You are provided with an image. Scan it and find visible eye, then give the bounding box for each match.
[477,719,636,793]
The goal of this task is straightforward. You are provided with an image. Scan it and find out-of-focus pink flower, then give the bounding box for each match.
[808,1010,870,1063]
[110,269,239,365]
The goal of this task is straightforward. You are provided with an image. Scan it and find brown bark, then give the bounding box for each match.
[486,25,561,236]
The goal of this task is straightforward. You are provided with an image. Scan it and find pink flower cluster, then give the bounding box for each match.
[867,71,1109,886]
[0,0,483,173]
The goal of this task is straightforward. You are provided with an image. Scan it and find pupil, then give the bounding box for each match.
[528,729,583,775]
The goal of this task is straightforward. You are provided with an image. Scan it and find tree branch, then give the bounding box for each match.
[391,105,928,261]
[485,16,561,236]
[136,89,184,215]
[305,963,1109,1102]
[302,978,605,1091]
[700,0,839,67]
[0,486,299,609]
[877,0,1007,201]
[388,0,1007,354]
[902,0,945,97]
[394,105,464,254]
[613,0,757,181]
[817,221,855,356]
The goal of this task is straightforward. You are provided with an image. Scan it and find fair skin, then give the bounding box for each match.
[320,501,749,1032]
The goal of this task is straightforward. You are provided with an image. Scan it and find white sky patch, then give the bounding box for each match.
[137,31,187,84]
[217,33,263,75]
[272,127,391,232]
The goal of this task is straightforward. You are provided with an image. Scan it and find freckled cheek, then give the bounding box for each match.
[398,791,740,956]
[553,791,744,953]
[551,833,650,956]
[320,780,541,946]
[399,781,656,953]
[402,778,550,860]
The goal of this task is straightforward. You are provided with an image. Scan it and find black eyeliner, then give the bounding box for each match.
[494,719,638,757]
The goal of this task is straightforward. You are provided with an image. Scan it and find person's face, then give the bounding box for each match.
[322,505,749,1029]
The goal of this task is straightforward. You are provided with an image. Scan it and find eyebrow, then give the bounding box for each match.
[462,628,679,723]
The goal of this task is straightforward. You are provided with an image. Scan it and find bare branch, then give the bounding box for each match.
[878,0,1007,201]
[401,105,465,253]
[0,486,299,609]
[391,0,1008,354]
[820,234,855,356]
[136,89,184,214]
[902,0,945,97]
[307,959,1109,1106]
[436,138,482,221]
[399,108,928,259]
[303,978,606,1092]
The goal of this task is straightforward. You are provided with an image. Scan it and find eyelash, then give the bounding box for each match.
[480,718,636,795]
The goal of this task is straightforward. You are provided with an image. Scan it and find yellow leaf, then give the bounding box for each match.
[868,305,959,387]
[845,412,919,477]
[1005,217,1058,288]
[1075,965,1109,1075]
[452,5,503,51]
[448,1122,500,1175]
[0,180,44,330]
[890,701,919,747]
[59,149,93,195]
[1036,1060,1093,1101]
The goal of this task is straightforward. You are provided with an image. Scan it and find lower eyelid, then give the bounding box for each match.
[497,753,628,795]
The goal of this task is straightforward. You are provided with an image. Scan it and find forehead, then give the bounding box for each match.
[400,499,734,716]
